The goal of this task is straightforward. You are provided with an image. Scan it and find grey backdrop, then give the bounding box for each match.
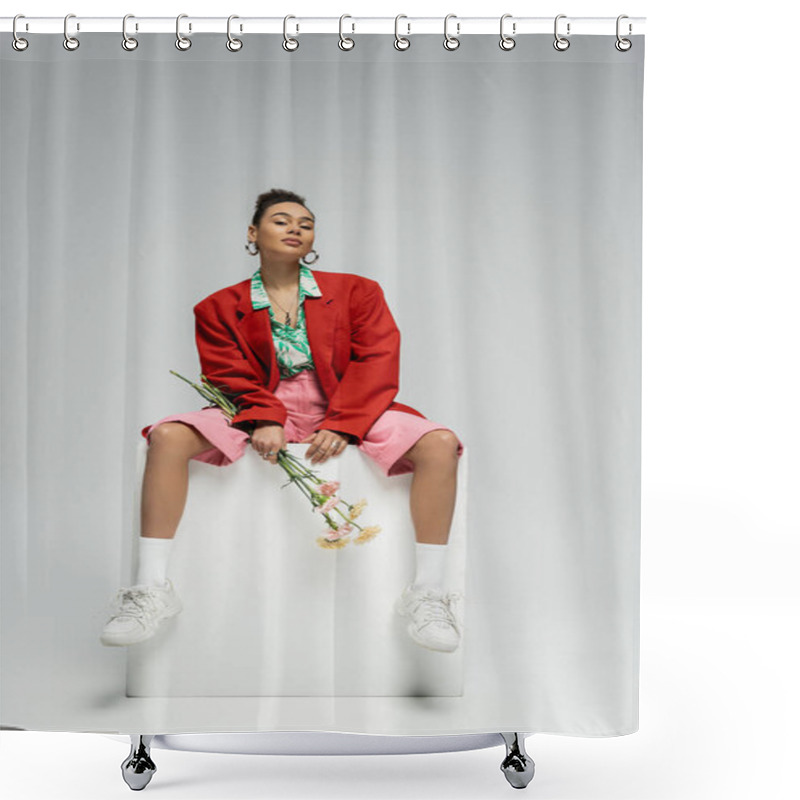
[1,32,644,735]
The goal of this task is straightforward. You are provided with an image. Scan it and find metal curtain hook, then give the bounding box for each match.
[175,14,191,50]
[12,14,29,51]
[339,14,355,50]
[394,14,410,51]
[615,14,632,51]
[553,14,570,51]
[122,14,138,51]
[227,15,243,51]
[443,13,460,51]
[283,15,299,51]
[63,13,80,51]
[499,14,516,50]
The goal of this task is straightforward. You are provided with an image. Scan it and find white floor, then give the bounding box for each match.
[2,597,797,800]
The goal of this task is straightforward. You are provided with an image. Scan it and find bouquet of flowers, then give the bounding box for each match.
[170,370,382,549]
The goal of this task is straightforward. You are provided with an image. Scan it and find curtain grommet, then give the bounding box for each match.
[394,15,411,51]
[615,15,633,51]
[175,14,192,51]
[121,15,138,51]
[338,15,355,51]
[553,14,570,51]
[443,14,460,51]
[63,13,80,51]
[226,15,243,52]
[499,14,516,50]
[283,15,299,51]
[12,15,29,51]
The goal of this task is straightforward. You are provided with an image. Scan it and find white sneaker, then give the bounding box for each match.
[394,583,463,653]
[100,579,182,647]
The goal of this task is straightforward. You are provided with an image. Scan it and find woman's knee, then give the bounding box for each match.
[407,429,461,462]
[147,422,213,458]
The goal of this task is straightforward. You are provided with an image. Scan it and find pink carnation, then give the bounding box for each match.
[314,495,340,514]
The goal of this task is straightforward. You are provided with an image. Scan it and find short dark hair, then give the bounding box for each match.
[251,189,314,228]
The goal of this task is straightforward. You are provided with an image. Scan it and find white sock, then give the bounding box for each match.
[413,542,448,590]
[135,536,174,587]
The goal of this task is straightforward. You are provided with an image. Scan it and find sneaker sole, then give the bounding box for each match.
[407,624,460,653]
[99,601,183,647]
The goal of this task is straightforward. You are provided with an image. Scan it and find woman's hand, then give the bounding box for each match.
[250,421,286,465]
[300,429,350,465]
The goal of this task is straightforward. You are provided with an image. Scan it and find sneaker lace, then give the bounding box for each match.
[410,589,462,632]
[112,586,162,619]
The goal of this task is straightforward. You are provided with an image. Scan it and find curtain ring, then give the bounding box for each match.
[615,15,632,52]
[12,15,29,52]
[283,15,299,51]
[499,14,516,50]
[63,13,80,51]
[227,15,243,52]
[175,14,191,51]
[338,15,355,51]
[553,14,570,51]
[122,15,138,51]
[394,15,410,51]
[443,14,460,51]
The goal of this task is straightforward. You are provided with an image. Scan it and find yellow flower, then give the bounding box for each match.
[349,499,368,519]
[353,525,381,545]
[317,536,349,550]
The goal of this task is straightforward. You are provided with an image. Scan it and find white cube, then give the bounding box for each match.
[126,441,468,698]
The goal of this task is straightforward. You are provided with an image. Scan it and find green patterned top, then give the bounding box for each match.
[250,264,323,379]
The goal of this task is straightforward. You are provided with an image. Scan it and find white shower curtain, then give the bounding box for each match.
[1,28,644,736]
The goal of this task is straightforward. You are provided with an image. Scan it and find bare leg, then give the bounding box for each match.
[403,430,460,545]
[140,423,215,540]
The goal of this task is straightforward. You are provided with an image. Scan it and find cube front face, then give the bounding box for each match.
[127,442,468,698]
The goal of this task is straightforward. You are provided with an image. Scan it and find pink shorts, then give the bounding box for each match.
[141,369,464,478]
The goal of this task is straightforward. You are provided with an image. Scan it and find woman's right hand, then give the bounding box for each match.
[250,421,286,465]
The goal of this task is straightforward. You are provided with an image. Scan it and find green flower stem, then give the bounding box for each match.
[281,453,323,485]
[276,456,337,517]
[171,370,238,419]
[276,451,364,530]
[323,512,341,530]
[276,455,361,529]
[282,463,322,486]
[332,504,364,531]
[277,453,312,487]
[277,457,315,501]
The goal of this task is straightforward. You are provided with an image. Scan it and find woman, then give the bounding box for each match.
[100,189,465,653]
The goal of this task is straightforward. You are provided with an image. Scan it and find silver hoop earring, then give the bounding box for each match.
[301,249,320,265]
[245,241,258,255]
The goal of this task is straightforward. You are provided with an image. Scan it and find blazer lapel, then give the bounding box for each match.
[304,293,337,386]
[235,288,277,390]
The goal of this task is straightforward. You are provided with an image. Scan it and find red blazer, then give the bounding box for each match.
[185,269,426,446]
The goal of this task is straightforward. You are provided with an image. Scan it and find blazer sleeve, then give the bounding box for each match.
[318,279,400,445]
[194,298,288,430]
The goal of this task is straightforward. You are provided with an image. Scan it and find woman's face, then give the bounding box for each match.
[248,201,315,261]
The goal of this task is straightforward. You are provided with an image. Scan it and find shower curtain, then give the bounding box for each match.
[0,27,644,737]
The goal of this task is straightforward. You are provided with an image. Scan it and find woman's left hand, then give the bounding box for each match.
[300,429,350,464]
